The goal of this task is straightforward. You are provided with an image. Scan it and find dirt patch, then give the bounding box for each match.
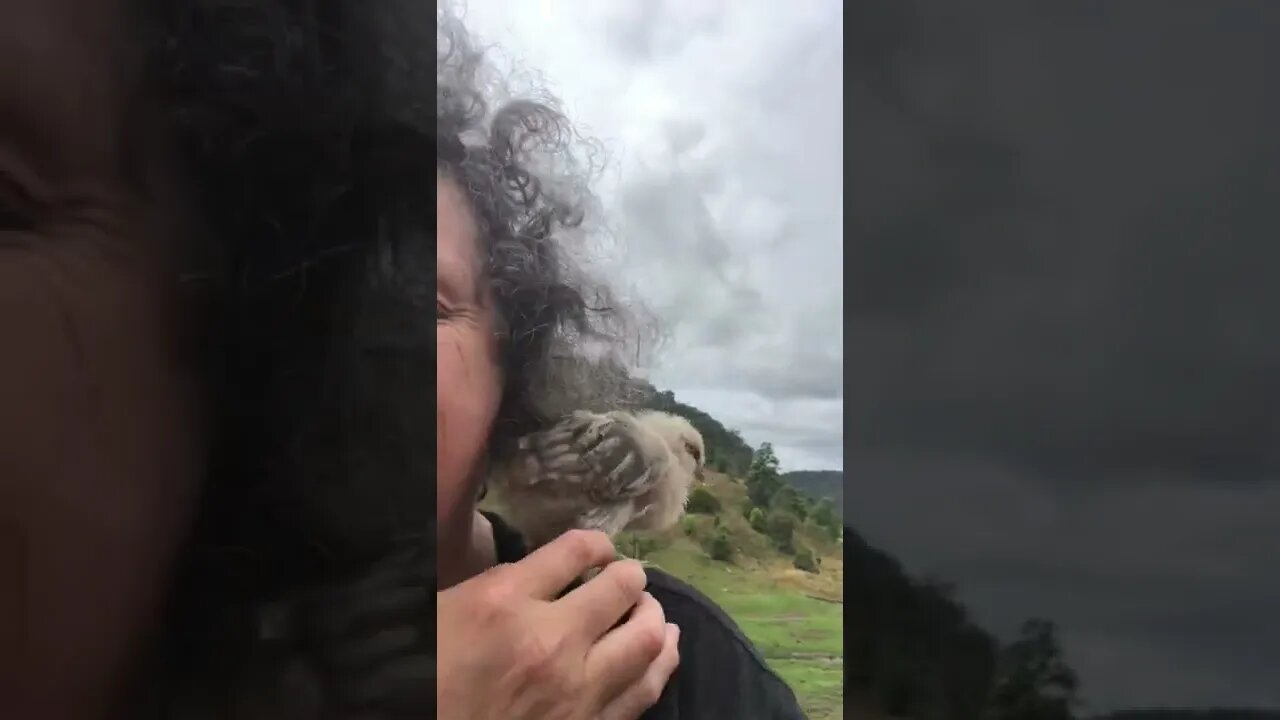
[775,652,843,663]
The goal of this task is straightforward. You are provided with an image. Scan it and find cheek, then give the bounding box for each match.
[1,242,204,707]
[435,324,502,521]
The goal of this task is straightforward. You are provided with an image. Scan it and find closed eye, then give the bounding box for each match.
[0,204,31,231]
[0,172,38,232]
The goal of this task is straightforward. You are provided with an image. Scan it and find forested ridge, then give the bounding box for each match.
[650,388,1278,718]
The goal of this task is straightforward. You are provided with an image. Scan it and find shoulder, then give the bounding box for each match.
[640,568,808,720]
[642,569,772,669]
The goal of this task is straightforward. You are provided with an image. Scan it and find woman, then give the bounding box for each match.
[434,10,807,720]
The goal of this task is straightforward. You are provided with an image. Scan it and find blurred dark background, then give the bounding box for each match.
[847,1,1280,717]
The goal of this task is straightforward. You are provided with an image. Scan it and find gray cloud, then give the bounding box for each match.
[851,1,1280,477]
[852,0,1280,711]
[599,0,725,63]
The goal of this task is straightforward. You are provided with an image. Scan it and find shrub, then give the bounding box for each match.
[748,506,767,533]
[685,486,721,515]
[707,529,734,562]
[682,516,698,537]
[793,546,819,573]
[625,534,663,560]
[765,509,799,550]
[772,485,809,521]
[811,498,837,529]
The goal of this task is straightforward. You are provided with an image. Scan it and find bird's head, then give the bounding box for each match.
[637,411,706,486]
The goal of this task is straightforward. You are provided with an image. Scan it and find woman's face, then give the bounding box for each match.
[436,175,503,529]
[1,0,204,710]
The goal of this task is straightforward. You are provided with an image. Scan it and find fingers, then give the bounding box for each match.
[582,590,667,703]
[325,625,420,671]
[508,529,618,599]
[331,653,435,712]
[306,544,431,635]
[309,585,429,639]
[557,558,649,640]
[599,622,681,720]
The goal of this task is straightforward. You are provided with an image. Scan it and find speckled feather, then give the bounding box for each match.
[490,410,705,550]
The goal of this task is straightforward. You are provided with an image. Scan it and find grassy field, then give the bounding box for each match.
[631,472,845,720]
[644,539,844,719]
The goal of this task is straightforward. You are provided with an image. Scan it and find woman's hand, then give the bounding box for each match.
[437,529,680,720]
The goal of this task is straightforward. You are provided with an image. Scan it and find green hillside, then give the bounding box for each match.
[616,469,845,720]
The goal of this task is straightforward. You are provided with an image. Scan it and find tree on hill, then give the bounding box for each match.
[985,618,1080,720]
[746,443,784,508]
[811,498,835,524]
[810,498,839,536]
[771,484,809,521]
[844,524,1000,720]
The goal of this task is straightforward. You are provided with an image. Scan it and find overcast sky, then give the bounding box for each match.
[460,0,845,474]
[850,0,1280,713]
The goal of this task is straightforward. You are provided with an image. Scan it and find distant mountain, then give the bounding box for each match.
[782,470,843,518]
[1095,711,1280,720]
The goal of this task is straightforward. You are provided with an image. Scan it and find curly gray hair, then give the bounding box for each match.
[437,8,656,463]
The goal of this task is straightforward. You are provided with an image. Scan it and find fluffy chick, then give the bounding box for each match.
[488,409,706,550]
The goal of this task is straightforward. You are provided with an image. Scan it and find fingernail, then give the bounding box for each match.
[668,622,680,638]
